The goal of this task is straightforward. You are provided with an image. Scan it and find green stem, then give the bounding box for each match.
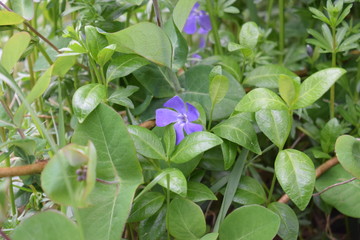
[267,173,277,205]
[266,0,275,28]
[89,59,102,84]
[206,0,223,55]
[37,43,54,65]
[58,78,66,148]
[330,26,337,119]
[278,0,285,64]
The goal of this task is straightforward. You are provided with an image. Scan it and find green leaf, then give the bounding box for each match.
[0,10,24,26]
[212,114,261,155]
[167,198,206,240]
[268,202,299,240]
[13,66,54,126]
[0,32,31,72]
[315,165,360,218]
[172,0,198,31]
[309,7,330,25]
[235,88,288,112]
[292,68,346,109]
[255,110,292,149]
[128,125,167,161]
[275,149,316,210]
[72,84,107,123]
[41,142,96,207]
[85,25,108,60]
[139,206,167,240]
[72,104,143,240]
[278,74,300,107]
[108,85,139,108]
[200,233,219,240]
[335,135,360,178]
[209,65,222,81]
[157,168,187,197]
[219,205,280,240]
[128,192,165,223]
[187,181,217,202]
[233,176,267,205]
[52,55,77,77]
[171,132,223,164]
[11,211,82,240]
[10,0,34,20]
[210,75,229,106]
[221,139,237,170]
[106,54,149,82]
[239,22,260,49]
[97,44,116,66]
[0,179,9,225]
[243,64,298,88]
[163,125,176,156]
[106,22,172,68]
[320,118,345,153]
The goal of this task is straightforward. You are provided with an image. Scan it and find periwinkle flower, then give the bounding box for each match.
[156,96,203,144]
[183,3,212,35]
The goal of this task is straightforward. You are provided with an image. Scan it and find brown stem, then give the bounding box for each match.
[278,157,339,203]
[139,120,155,129]
[152,0,162,27]
[313,177,357,197]
[0,161,48,178]
[0,229,11,240]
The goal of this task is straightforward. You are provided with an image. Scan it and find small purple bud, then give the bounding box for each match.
[76,169,83,176]
[306,44,313,57]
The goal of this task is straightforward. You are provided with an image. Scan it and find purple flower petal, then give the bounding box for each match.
[184,122,203,135]
[198,13,212,34]
[155,108,178,127]
[174,122,185,145]
[199,36,206,48]
[193,2,200,10]
[183,15,198,34]
[164,96,186,114]
[186,103,200,121]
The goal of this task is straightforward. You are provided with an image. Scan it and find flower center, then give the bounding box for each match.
[177,113,188,124]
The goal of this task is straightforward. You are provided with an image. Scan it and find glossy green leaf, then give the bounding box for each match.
[157,168,187,197]
[0,10,24,26]
[167,198,206,240]
[11,211,82,240]
[106,54,149,82]
[255,110,292,149]
[268,202,299,240]
[139,206,167,240]
[108,85,138,108]
[172,0,197,31]
[210,75,229,106]
[72,103,143,240]
[41,142,96,207]
[97,44,116,66]
[212,114,261,155]
[279,74,300,107]
[233,176,267,205]
[275,149,316,210]
[239,22,260,49]
[85,25,108,60]
[243,64,298,88]
[72,84,107,123]
[163,125,176,156]
[13,66,54,126]
[221,139,237,170]
[171,132,223,163]
[128,192,165,223]
[320,118,344,153]
[0,32,31,72]
[52,55,77,77]
[335,135,360,178]
[106,22,172,67]
[219,205,280,240]
[128,125,167,161]
[315,165,360,218]
[235,88,288,112]
[187,181,217,202]
[10,0,34,20]
[292,68,346,109]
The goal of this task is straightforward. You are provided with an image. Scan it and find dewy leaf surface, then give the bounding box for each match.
[72,103,143,240]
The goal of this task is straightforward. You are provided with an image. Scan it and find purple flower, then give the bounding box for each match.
[156,96,203,145]
[183,3,212,35]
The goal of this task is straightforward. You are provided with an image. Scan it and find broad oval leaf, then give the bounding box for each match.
[187,181,217,202]
[315,165,360,218]
[106,22,172,68]
[11,211,82,240]
[255,109,292,149]
[72,84,107,123]
[0,10,24,26]
[128,125,167,161]
[212,114,261,155]
[275,149,316,210]
[268,202,299,240]
[219,205,280,240]
[235,88,288,112]
[209,75,229,106]
[278,74,300,107]
[292,68,346,109]
[239,22,260,49]
[171,131,223,164]
[233,176,267,205]
[157,168,187,197]
[335,135,360,178]
[128,192,165,223]
[167,198,206,240]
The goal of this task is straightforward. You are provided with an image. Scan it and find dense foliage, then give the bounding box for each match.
[0,0,360,239]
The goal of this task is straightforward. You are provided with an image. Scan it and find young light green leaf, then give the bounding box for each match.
[219,205,280,240]
[106,22,172,68]
[235,88,288,112]
[212,114,261,155]
[167,198,206,240]
[239,22,260,49]
[268,202,299,240]
[72,84,107,123]
[0,32,31,72]
[97,44,116,66]
[335,135,360,178]
[52,55,77,77]
[209,65,222,81]
[279,74,300,107]
[128,192,165,223]
[187,181,217,202]
[292,68,346,109]
[171,132,223,164]
[0,10,24,25]
[210,75,229,107]
[128,125,167,161]
[275,149,316,210]
[157,168,187,197]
